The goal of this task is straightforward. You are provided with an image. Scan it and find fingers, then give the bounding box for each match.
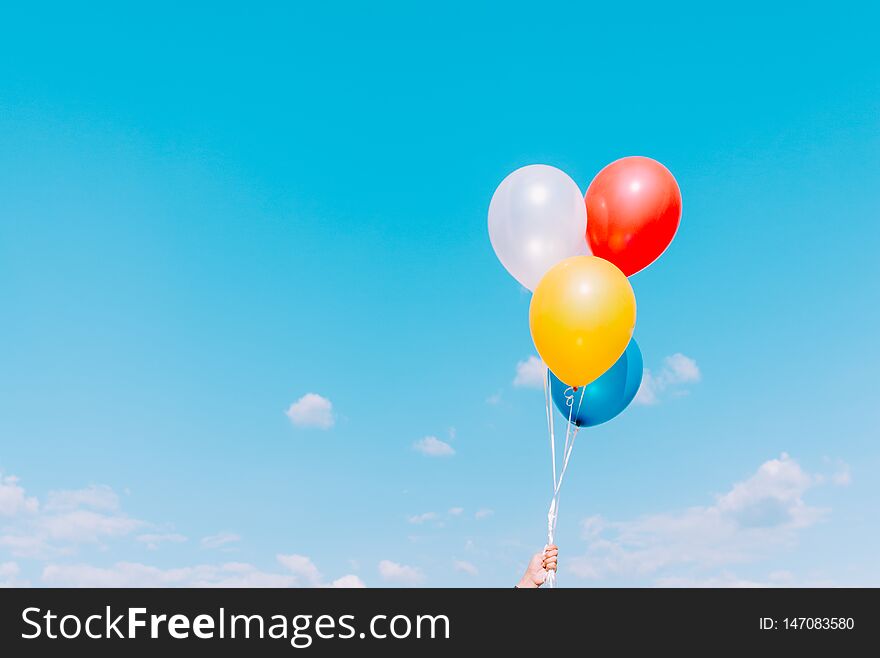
[542,545,558,572]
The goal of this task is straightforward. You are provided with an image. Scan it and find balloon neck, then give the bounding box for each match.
[572,386,578,391]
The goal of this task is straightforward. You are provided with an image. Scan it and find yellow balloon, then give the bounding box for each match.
[529,256,636,387]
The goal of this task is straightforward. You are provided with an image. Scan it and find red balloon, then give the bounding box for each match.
[585,156,682,276]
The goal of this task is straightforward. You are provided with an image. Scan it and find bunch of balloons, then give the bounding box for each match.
[488,157,681,586]
[489,157,681,427]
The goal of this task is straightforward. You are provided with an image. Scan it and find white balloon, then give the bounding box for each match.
[488,165,590,291]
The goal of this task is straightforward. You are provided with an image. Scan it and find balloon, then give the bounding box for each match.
[550,338,643,427]
[585,156,681,276]
[488,164,590,291]
[529,256,636,387]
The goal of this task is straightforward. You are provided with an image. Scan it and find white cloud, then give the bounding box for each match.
[0,467,366,588]
[41,556,363,589]
[0,475,39,516]
[453,560,478,576]
[513,356,545,389]
[832,462,852,486]
[448,507,464,516]
[45,485,120,512]
[634,371,660,405]
[664,353,701,383]
[474,508,494,520]
[0,534,48,558]
[656,570,831,587]
[413,436,455,457]
[570,454,826,584]
[655,572,772,588]
[818,458,852,487]
[407,512,438,525]
[635,353,701,405]
[715,452,819,527]
[276,553,322,586]
[330,574,366,588]
[378,559,424,585]
[285,393,335,429]
[0,480,144,558]
[42,561,299,588]
[39,509,143,543]
[136,533,188,550]
[201,532,241,549]
[0,561,20,587]
[0,561,19,577]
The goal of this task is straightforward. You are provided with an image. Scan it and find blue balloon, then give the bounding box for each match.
[550,338,643,427]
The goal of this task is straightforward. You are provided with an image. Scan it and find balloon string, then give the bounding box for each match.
[544,385,586,588]
[554,425,580,497]
[544,368,557,490]
[555,386,585,499]
[544,370,558,587]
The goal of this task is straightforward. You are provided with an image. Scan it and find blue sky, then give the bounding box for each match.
[0,2,878,587]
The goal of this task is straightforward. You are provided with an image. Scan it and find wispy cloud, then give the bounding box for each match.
[42,562,293,588]
[823,458,852,486]
[45,485,120,512]
[833,469,851,486]
[41,553,364,588]
[570,454,830,584]
[276,553,322,586]
[38,511,143,544]
[0,478,143,558]
[635,353,701,405]
[413,436,455,457]
[407,512,438,525]
[201,532,241,550]
[513,356,545,389]
[0,475,39,516]
[329,574,366,588]
[0,468,364,588]
[474,508,494,520]
[453,559,478,576]
[655,572,777,588]
[378,559,424,585]
[136,533,187,550]
[285,393,335,429]
[0,561,21,587]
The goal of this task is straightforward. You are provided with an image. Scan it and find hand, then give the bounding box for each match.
[517,545,558,588]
